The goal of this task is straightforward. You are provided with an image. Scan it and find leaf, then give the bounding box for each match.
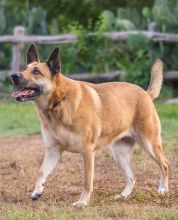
[115,19,136,30]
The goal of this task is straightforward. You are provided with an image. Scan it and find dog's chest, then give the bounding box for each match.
[42,123,84,153]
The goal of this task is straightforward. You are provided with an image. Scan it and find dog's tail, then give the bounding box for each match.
[147,59,163,100]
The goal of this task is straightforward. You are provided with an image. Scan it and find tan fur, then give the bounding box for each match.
[18,54,168,206]
[147,59,163,100]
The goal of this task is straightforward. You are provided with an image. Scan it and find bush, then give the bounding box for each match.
[121,34,155,90]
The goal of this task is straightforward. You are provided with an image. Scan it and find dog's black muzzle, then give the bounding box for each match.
[11,73,29,88]
[11,74,20,85]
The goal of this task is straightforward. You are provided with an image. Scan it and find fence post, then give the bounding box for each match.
[148,22,160,32]
[11,26,25,74]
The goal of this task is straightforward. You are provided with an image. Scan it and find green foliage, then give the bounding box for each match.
[0,1,48,70]
[27,0,154,28]
[26,7,47,34]
[0,0,178,94]
[0,3,6,34]
[143,0,178,32]
[116,8,140,30]
[97,8,143,32]
[98,10,116,32]
[142,0,178,69]
[120,35,151,89]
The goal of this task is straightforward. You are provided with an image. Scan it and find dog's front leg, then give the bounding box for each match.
[31,146,60,200]
[73,146,95,207]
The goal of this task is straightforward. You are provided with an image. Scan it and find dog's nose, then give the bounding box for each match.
[11,74,20,82]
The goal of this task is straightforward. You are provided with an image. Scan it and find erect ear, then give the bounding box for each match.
[27,44,39,64]
[46,48,61,76]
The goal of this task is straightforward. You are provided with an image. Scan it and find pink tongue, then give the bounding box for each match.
[11,89,33,98]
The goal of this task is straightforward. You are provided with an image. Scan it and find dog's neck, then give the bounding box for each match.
[34,74,82,125]
[33,74,67,110]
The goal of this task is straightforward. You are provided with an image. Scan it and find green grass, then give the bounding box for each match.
[157,103,178,119]
[156,103,178,138]
[0,99,40,137]
[1,203,178,220]
[0,99,178,138]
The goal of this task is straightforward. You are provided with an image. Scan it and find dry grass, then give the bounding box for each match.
[0,135,177,220]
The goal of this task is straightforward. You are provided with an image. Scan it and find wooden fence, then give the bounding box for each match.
[0,23,178,83]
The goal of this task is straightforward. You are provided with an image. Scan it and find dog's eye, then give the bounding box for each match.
[32,69,41,75]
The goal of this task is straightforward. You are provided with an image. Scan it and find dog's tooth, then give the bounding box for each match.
[29,90,34,95]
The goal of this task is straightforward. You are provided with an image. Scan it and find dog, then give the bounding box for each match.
[11,44,169,207]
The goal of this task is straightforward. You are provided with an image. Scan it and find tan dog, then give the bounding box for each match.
[11,44,168,206]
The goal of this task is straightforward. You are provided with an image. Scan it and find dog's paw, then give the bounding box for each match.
[72,199,88,207]
[157,187,168,194]
[115,194,127,199]
[115,191,131,199]
[31,191,43,201]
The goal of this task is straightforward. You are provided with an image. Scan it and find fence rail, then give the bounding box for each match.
[0,24,178,82]
[69,71,178,83]
[0,69,177,85]
[1,31,178,44]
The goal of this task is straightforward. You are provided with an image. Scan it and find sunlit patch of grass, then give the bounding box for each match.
[0,204,101,220]
[0,98,40,137]
[156,103,178,119]
[131,191,152,202]
[156,103,178,139]
[149,208,178,220]
[1,203,178,220]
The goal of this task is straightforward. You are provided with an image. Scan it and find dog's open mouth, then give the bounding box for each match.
[11,87,42,102]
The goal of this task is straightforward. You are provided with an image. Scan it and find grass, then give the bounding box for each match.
[0,99,40,137]
[156,103,178,138]
[1,203,178,220]
[0,98,178,138]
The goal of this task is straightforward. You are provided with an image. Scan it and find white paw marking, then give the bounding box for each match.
[158,188,167,194]
[31,191,43,201]
[72,199,88,207]
[115,192,129,199]
[115,187,133,199]
[31,185,44,201]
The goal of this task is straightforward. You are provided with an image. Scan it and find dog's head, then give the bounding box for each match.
[11,44,61,102]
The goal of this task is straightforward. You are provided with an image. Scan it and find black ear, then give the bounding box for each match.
[27,44,39,64]
[46,48,61,76]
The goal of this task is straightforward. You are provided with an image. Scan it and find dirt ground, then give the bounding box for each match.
[0,135,177,211]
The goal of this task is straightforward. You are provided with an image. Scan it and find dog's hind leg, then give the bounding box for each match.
[31,146,60,200]
[111,137,135,198]
[136,133,169,193]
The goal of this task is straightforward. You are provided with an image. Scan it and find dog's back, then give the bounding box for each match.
[69,60,163,148]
